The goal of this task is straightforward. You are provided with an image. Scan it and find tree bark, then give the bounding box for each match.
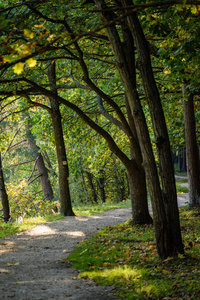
[0,152,10,222]
[47,61,75,216]
[86,171,98,203]
[183,83,200,206]
[127,160,152,225]
[98,170,106,203]
[95,0,183,258]
[26,118,54,201]
[122,1,183,257]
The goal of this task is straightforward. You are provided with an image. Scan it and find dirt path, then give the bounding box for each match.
[0,195,189,300]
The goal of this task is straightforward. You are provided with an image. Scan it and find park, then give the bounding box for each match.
[0,0,200,299]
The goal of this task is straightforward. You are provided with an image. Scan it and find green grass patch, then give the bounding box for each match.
[68,207,200,299]
[73,199,131,216]
[176,182,188,193]
[0,214,64,239]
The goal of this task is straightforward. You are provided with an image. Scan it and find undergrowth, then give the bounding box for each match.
[68,207,200,300]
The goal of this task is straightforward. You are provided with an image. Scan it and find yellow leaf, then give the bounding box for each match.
[191,5,197,14]
[34,24,44,28]
[26,58,37,68]
[7,262,20,266]
[24,29,34,39]
[13,62,24,74]
[162,269,170,274]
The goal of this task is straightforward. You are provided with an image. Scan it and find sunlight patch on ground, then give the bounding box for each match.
[25,225,58,236]
[64,231,85,237]
[0,268,10,273]
[0,241,16,254]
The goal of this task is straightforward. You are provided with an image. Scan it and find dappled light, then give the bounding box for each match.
[0,0,200,299]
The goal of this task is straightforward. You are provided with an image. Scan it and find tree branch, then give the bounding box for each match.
[28,173,42,185]
[10,159,35,167]
[97,95,126,132]
[21,77,131,167]
[28,155,40,181]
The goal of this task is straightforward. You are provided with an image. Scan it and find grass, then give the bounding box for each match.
[67,207,200,300]
[0,214,65,239]
[73,199,131,216]
[175,173,188,193]
[176,182,188,193]
[0,200,131,239]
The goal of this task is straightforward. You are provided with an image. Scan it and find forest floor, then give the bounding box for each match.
[0,194,189,300]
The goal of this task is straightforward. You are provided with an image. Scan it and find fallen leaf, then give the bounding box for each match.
[162,269,170,274]
[7,262,20,266]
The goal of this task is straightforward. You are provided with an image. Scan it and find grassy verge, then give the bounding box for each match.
[0,200,131,239]
[176,182,188,193]
[0,214,65,239]
[68,207,200,300]
[73,200,131,216]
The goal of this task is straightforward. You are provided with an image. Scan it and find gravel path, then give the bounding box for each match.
[0,195,189,300]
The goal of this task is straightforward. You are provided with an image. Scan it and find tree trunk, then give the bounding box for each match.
[0,152,10,222]
[183,84,200,206]
[182,147,187,173]
[95,0,184,258]
[42,150,57,178]
[98,170,106,203]
[127,161,152,225]
[123,3,183,257]
[47,61,75,216]
[26,119,54,201]
[81,171,89,202]
[86,171,98,203]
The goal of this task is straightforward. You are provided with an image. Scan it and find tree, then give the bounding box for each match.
[25,114,54,202]
[93,0,183,258]
[150,3,200,205]
[4,0,200,258]
[182,84,200,206]
[47,61,74,216]
[0,152,10,222]
[0,1,152,225]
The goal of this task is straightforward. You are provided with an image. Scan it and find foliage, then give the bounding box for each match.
[68,207,200,299]
[6,179,59,220]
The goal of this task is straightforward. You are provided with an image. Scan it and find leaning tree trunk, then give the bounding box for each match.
[0,152,10,222]
[124,7,183,256]
[95,0,183,258]
[25,118,54,201]
[182,83,200,206]
[47,61,74,216]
